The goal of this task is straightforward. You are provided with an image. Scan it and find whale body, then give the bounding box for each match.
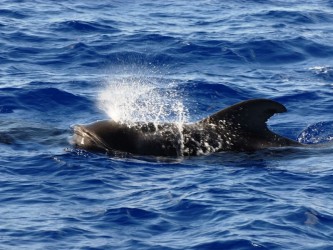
[73,99,302,156]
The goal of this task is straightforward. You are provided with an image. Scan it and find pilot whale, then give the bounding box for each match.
[73,99,303,156]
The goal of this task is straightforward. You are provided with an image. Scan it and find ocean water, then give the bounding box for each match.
[1,0,333,249]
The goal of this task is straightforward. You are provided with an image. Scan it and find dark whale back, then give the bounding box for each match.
[187,99,300,153]
[74,120,182,156]
[73,99,302,156]
[201,99,286,132]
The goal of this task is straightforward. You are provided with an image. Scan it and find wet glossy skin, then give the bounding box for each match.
[73,99,302,156]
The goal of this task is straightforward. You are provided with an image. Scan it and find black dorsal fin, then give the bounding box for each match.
[200,99,287,133]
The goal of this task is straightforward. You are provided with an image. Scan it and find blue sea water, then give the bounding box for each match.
[1,0,333,249]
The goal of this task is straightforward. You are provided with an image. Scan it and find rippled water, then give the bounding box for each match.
[1,0,333,249]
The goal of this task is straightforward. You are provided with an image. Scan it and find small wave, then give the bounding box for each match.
[1,125,68,150]
[167,41,225,57]
[310,66,333,81]
[293,37,333,58]
[185,80,248,100]
[0,87,93,115]
[282,206,332,228]
[18,88,89,111]
[220,36,333,64]
[0,8,29,19]
[276,91,320,103]
[52,20,120,33]
[179,80,249,119]
[163,36,333,64]
[166,198,213,219]
[233,39,305,64]
[259,10,333,24]
[192,239,267,250]
[56,42,101,65]
[0,106,14,114]
[0,87,22,113]
[7,45,42,58]
[103,207,160,225]
[102,51,176,66]
[127,33,178,44]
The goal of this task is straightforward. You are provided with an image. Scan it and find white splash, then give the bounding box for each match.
[309,65,332,74]
[98,75,188,125]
